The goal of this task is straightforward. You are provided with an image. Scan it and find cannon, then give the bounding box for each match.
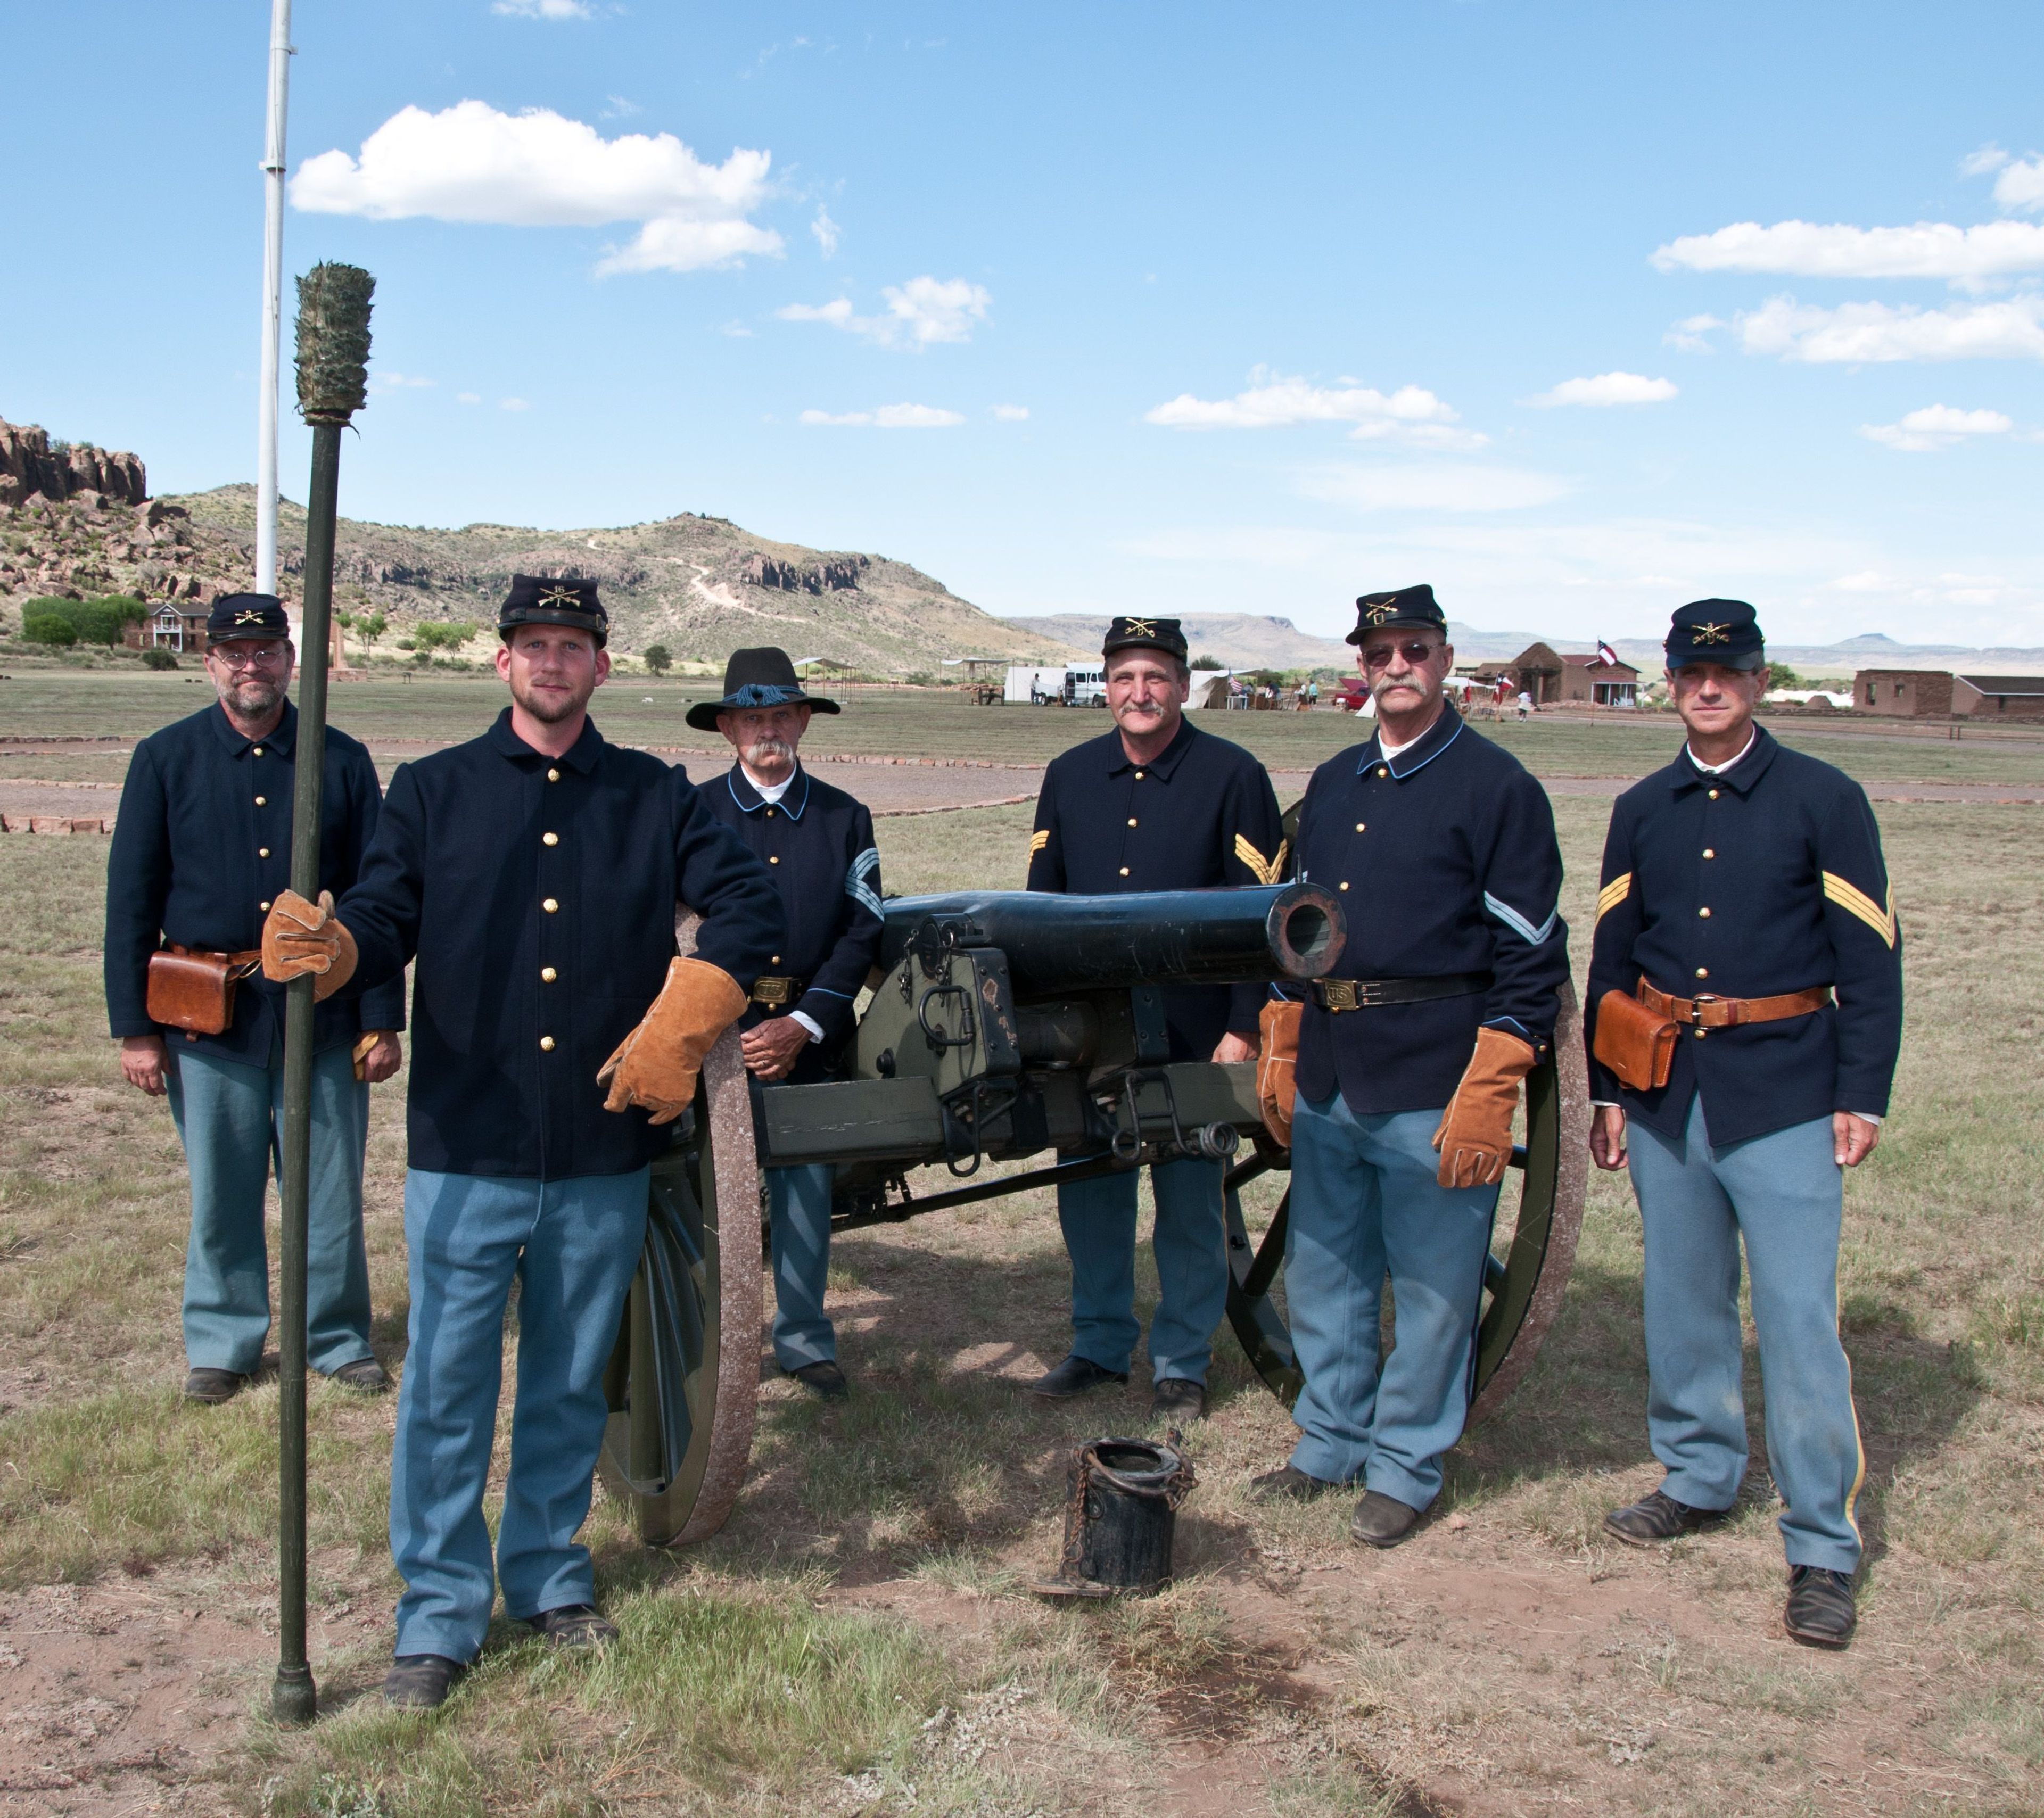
[598,884,1588,1544]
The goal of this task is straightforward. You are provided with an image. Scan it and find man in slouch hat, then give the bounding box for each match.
[1025,615,1285,1422]
[1251,585,1568,1548]
[262,574,781,1708]
[691,648,884,1401]
[1586,599,1902,1650]
[105,592,404,1405]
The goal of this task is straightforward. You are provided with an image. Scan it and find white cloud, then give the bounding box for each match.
[371,370,435,391]
[456,391,482,405]
[811,207,840,258]
[1664,313,1724,353]
[1733,294,2044,362]
[1528,371,1678,407]
[1859,404,2014,452]
[500,397,530,411]
[492,0,593,18]
[991,404,1029,421]
[1299,464,1569,513]
[798,403,965,428]
[1145,373,1482,448]
[718,320,755,338]
[291,101,782,275]
[1961,144,2010,177]
[775,276,990,348]
[1651,218,2044,282]
[1997,155,2044,216]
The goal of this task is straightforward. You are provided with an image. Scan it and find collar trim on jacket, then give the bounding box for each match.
[1103,716,1199,779]
[486,706,605,772]
[1357,702,1463,780]
[1670,724,1778,797]
[727,761,810,820]
[211,696,297,757]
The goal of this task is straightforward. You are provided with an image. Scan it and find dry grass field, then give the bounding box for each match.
[0,678,2039,1816]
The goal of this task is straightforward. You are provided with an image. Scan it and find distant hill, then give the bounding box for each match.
[1003,612,2044,679]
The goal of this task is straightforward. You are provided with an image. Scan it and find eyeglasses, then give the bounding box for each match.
[210,644,290,669]
[1359,641,1442,672]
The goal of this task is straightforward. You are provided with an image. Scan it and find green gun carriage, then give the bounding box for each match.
[600,883,1589,1543]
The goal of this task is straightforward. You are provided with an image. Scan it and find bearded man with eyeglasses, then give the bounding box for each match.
[1250,585,1569,1548]
[104,592,406,1406]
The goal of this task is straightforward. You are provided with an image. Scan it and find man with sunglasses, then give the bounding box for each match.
[105,592,406,1405]
[1252,585,1567,1547]
[1585,599,1902,1650]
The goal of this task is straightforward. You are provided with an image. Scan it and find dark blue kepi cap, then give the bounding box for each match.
[1666,599,1765,669]
[1102,615,1188,662]
[206,592,291,642]
[499,573,608,646]
[1347,584,1446,643]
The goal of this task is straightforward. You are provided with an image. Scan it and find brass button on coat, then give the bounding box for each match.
[542,897,559,913]
[252,747,264,757]
[769,855,780,865]
[547,767,561,782]
[539,1035,556,1052]
[1118,866,1130,877]
[542,831,559,846]
[1339,881,1350,891]
[1703,847,1715,858]
[1694,1028,1707,1040]
[1355,822,1366,832]
[1708,788,1720,800]
[541,966,557,983]
[1133,771,1144,780]
[1696,967,1709,979]
[258,847,270,858]
[1699,906,1711,918]
[254,795,266,806]
[1127,817,1138,827]
[1377,766,1389,778]
[260,899,271,911]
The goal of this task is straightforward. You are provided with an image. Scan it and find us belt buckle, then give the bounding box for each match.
[1322,979,1379,1013]
[752,976,796,1007]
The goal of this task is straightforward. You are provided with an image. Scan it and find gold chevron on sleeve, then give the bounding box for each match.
[1234,833,1281,885]
[1823,872,1897,948]
[1594,872,1633,924]
[1028,829,1050,855]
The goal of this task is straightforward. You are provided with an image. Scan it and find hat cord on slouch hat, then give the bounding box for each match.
[685,647,843,731]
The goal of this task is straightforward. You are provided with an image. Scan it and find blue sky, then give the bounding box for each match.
[4,2,2041,645]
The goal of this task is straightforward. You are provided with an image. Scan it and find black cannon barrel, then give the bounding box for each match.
[879,883,1345,997]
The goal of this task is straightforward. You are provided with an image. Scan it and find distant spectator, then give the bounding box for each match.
[1517,690,1532,721]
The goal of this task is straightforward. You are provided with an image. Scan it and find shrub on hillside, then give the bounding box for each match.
[644,644,673,675]
[412,620,478,652]
[21,594,145,647]
[141,647,179,670]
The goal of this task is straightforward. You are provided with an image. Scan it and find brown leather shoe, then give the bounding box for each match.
[1603,1489,1729,1548]
[529,1604,619,1649]
[1151,1377,1206,1420]
[183,1367,249,1405]
[1349,1490,1422,1548]
[328,1358,391,1394]
[1784,1566,1856,1649]
[1028,1354,1129,1399]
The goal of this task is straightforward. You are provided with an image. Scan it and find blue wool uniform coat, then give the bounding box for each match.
[337,709,783,1179]
[104,698,407,1063]
[1026,717,1285,1060]
[1289,706,1570,1113]
[698,761,884,1084]
[1585,728,1903,1146]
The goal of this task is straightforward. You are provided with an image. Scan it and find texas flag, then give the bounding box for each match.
[1596,639,1621,667]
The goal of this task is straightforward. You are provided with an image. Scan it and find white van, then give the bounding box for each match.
[1064,666,1107,707]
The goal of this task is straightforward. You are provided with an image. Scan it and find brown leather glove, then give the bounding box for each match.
[1432,1026,1537,1188]
[597,957,748,1126]
[1257,999,1304,1147]
[261,888,358,1001]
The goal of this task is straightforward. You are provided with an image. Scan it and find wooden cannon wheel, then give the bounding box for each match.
[597,916,763,1546]
[1223,982,1590,1423]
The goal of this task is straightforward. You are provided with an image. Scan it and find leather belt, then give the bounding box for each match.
[751,975,805,1007]
[1637,980,1832,1029]
[1314,971,1491,1013]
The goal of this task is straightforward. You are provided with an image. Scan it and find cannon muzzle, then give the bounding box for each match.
[879,882,1344,998]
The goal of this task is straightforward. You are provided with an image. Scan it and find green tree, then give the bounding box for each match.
[1190,652,1225,670]
[21,602,78,645]
[411,619,478,653]
[141,646,179,670]
[643,643,673,675]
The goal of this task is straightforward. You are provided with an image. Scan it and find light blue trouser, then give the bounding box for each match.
[164,1044,373,1377]
[767,1162,836,1370]
[1628,1097,1865,1574]
[1056,1155,1226,1384]
[1284,1093,1500,1504]
[390,1166,650,1662]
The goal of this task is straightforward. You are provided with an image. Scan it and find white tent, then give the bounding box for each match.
[1187,671,1232,709]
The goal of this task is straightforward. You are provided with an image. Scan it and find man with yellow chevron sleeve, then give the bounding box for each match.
[1585,598,1903,1652]
[1024,615,1285,1420]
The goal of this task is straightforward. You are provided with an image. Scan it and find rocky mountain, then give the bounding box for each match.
[0,412,1082,671]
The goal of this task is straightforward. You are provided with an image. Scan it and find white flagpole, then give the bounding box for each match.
[255,0,294,594]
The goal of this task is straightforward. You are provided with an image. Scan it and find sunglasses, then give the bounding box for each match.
[1359,641,1442,672]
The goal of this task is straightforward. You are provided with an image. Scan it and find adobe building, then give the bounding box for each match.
[1485,642,1638,706]
[123,603,209,655]
[1953,674,2044,720]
